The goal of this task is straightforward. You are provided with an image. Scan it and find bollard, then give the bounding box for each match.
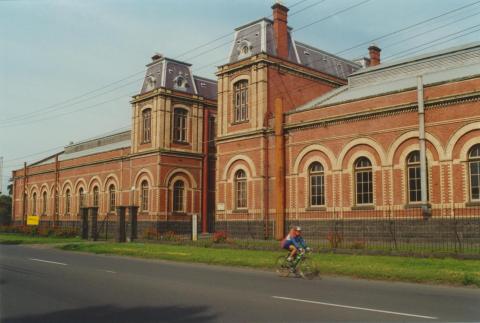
[192,214,198,241]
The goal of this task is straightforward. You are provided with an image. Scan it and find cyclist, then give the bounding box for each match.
[281,226,309,262]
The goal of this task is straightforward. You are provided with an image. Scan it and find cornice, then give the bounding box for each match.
[285,91,480,132]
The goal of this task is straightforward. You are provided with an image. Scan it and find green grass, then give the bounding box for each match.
[59,241,480,288]
[2,233,478,287]
[0,233,82,245]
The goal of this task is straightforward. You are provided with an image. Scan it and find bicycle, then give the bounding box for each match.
[275,248,319,279]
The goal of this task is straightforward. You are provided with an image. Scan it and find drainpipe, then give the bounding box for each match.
[263,112,270,239]
[23,162,27,225]
[274,98,285,240]
[201,108,209,233]
[417,76,429,216]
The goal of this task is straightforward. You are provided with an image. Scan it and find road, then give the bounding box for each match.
[0,244,479,322]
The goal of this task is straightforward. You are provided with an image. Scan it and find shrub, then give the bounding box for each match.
[350,240,366,249]
[326,231,343,249]
[161,231,178,241]
[213,231,227,244]
[142,226,158,240]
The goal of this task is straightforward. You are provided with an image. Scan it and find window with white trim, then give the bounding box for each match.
[469,144,480,201]
[309,162,325,207]
[354,157,373,205]
[233,81,248,123]
[235,170,247,209]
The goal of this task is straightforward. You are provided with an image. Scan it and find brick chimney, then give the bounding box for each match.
[272,2,289,60]
[368,44,381,67]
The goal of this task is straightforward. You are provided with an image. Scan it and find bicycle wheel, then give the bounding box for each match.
[297,257,318,280]
[275,255,291,277]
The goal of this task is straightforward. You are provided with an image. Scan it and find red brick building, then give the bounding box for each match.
[12,3,480,243]
[214,4,480,240]
[11,55,217,234]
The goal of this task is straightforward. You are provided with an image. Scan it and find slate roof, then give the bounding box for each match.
[292,42,480,113]
[31,130,131,166]
[228,18,360,80]
[140,56,217,100]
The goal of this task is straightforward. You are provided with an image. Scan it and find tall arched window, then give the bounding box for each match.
[173,108,188,143]
[54,190,59,215]
[32,192,37,215]
[142,108,151,143]
[173,180,185,213]
[469,144,480,201]
[407,151,422,203]
[42,191,47,215]
[309,162,325,207]
[93,186,99,207]
[79,188,85,209]
[235,170,247,209]
[65,189,71,215]
[233,80,248,122]
[141,180,149,212]
[354,157,373,205]
[109,185,116,212]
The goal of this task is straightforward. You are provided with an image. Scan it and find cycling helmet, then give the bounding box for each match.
[295,226,302,231]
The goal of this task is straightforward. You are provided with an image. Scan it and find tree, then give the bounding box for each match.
[0,195,12,225]
[7,183,13,196]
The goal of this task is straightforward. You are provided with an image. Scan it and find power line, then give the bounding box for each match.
[334,0,480,56]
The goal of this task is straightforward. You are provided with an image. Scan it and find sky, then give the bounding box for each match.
[1,0,480,193]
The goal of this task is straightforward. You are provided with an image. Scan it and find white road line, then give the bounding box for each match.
[29,258,67,266]
[104,270,117,274]
[272,296,438,320]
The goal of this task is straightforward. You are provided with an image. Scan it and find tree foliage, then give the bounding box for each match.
[0,195,12,225]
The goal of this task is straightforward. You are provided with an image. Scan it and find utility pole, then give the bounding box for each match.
[0,156,3,195]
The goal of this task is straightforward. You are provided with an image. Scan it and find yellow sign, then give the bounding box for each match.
[27,215,40,226]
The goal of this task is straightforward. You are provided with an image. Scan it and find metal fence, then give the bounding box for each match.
[215,205,480,256]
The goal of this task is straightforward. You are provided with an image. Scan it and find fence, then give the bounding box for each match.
[215,205,480,256]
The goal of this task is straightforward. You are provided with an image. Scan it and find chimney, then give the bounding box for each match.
[272,2,289,60]
[151,53,163,62]
[368,44,381,67]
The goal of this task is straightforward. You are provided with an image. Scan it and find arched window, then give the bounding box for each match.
[79,188,85,209]
[54,190,59,215]
[309,162,325,207]
[235,170,247,209]
[142,108,151,143]
[141,180,149,212]
[32,192,37,215]
[173,180,185,213]
[65,189,71,215]
[233,80,248,122]
[407,151,424,203]
[354,157,373,205]
[469,144,480,201]
[173,108,188,143]
[93,186,99,207]
[109,185,116,212]
[42,191,47,215]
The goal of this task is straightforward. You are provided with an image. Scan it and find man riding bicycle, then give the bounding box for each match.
[281,226,310,262]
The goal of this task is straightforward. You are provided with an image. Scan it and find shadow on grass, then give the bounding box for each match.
[0,240,23,245]
[3,304,217,323]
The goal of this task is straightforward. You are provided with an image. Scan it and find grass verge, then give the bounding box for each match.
[58,241,480,288]
[2,234,478,287]
[0,233,82,245]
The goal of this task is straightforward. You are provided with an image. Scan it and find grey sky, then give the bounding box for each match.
[1,0,479,192]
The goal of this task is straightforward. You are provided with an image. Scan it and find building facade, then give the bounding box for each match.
[12,55,217,234]
[12,3,480,242]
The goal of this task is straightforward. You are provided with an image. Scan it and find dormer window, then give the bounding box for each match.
[237,40,252,59]
[174,75,189,90]
[145,75,156,91]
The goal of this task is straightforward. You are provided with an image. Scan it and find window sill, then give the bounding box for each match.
[466,201,480,207]
[351,205,375,210]
[305,207,326,211]
[232,209,248,214]
[172,212,187,216]
[231,120,249,126]
[172,140,189,145]
[404,203,431,209]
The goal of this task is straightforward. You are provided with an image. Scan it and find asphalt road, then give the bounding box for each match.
[0,245,479,323]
